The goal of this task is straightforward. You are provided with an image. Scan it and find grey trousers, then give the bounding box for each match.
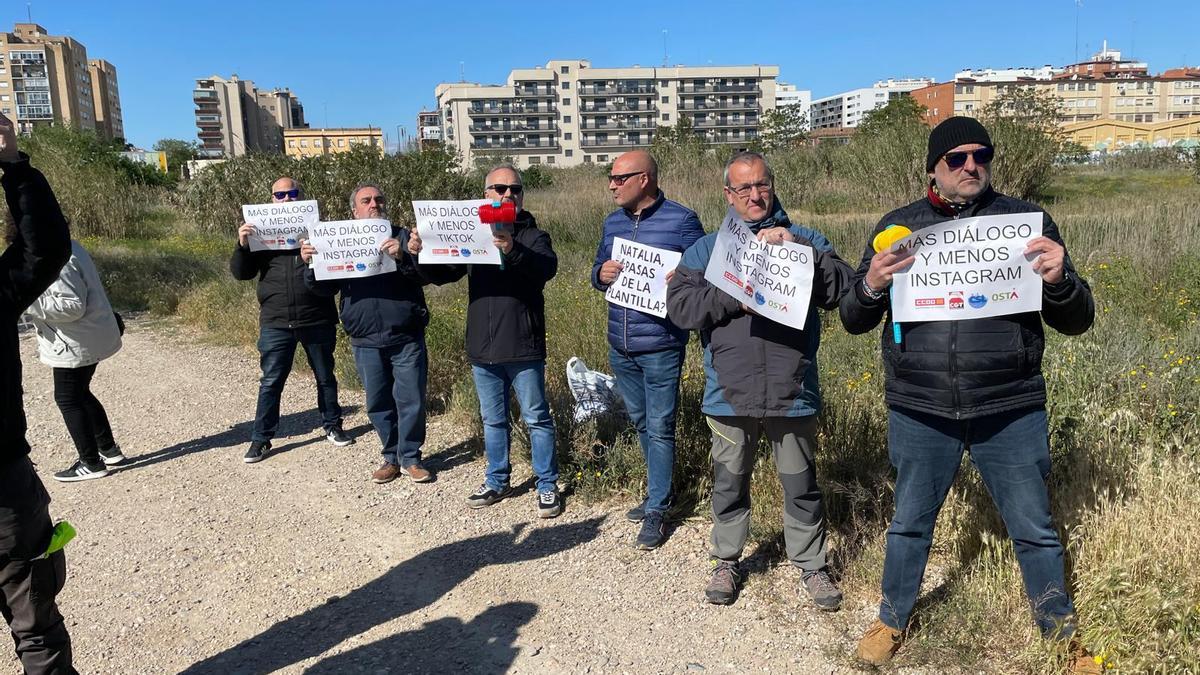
[707,415,827,571]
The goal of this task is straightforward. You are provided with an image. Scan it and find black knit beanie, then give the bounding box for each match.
[926,117,993,171]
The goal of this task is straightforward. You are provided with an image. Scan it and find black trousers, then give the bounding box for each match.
[0,456,76,674]
[52,364,115,465]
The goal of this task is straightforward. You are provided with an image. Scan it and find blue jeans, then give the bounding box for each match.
[253,325,341,442]
[879,406,1075,636]
[353,340,427,468]
[609,346,685,514]
[472,361,558,493]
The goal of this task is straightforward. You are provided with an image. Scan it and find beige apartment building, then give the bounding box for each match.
[0,23,123,140]
[89,59,123,140]
[284,127,383,158]
[193,75,306,158]
[436,59,779,168]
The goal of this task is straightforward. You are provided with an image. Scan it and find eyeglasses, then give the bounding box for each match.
[943,147,994,170]
[487,183,524,195]
[607,171,645,186]
[272,189,300,200]
[726,181,773,197]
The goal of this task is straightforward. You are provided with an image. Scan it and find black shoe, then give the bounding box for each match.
[53,459,109,482]
[626,500,647,522]
[537,489,563,519]
[243,440,271,463]
[466,484,511,509]
[636,511,667,550]
[98,444,127,466]
[326,426,354,447]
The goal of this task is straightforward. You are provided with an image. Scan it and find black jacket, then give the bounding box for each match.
[304,227,432,348]
[231,246,337,329]
[839,187,1094,419]
[1,154,71,468]
[424,210,557,365]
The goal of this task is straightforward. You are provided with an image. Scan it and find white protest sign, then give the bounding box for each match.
[703,216,814,330]
[412,199,502,265]
[890,212,1043,322]
[308,218,397,281]
[604,237,682,319]
[241,200,320,251]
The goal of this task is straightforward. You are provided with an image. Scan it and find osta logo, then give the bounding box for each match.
[754,291,766,306]
[968,293,988,308]
[991,289,1019,302]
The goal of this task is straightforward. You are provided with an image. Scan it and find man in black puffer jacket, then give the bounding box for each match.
[303,183,436,486]
[0,111,77,674]
[232,177,350,465]
[842,117,1097,671]
[411,165,561,519]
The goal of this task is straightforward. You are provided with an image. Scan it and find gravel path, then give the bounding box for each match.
[14,317,875,674]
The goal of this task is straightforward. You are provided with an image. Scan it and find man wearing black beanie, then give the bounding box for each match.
[840,117,1100,673]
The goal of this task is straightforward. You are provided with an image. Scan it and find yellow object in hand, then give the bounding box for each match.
[872,224,913,253]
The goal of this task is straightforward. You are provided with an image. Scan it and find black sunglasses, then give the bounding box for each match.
[273,188,300,200]
[487,183,524,195]
[608,171,644,186]
[943,147,994,170]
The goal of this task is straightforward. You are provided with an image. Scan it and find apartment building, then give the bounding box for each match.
[809,78,935,130]
[88,59,123,140]
[284,127,383,158]
[0,23,123,139]
[435,59,779,169]
[417,110,441,150]
[193,75,306,158]
[775,82,812,128]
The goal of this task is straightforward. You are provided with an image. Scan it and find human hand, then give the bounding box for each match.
[865,248,915,293]
[755,227,794,245]
[494,229,513,255]
[407,229,423,255]
[1024,236,1066,284]
[300,240,316,264]
[237,223,255,248]
[599,260,623,285]
[381,237,402,260]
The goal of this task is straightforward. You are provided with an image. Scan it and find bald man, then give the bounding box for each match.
[591,150,704,550]
[232,177,351,464]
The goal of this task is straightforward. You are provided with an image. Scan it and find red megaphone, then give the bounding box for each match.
[479,201,517,226]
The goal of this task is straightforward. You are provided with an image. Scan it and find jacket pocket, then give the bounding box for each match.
[29,549,67,620]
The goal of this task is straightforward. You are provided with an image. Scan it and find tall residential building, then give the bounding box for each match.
[436,59,779,169]
[193,75,306,158]
[809,78,935,130]
[775,82,812,129]
[89,59,123,140]
[0,23,123,139]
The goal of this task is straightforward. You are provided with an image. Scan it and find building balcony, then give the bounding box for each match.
[193,90,218,100]
[580,137,653,148]
[691,118,760,129]
[580,103,657,114]
[579,120,656,130]
[679,100,760,111]
[469,105,556,116]
[578,85,656,96]
[515,90,556,98]
[678,83,760,94]
[469,140,561,151]
[470,123,559,133]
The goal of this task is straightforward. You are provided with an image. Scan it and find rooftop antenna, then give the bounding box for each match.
[1074,0,1082,63]
[459,61,465,82]
[27,2,32,21]
[662,29,668,67]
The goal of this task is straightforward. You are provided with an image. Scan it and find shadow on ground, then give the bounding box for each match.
[180,516,605,674]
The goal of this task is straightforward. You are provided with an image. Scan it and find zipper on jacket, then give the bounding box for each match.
[622,214,642,353]
[950,321,961,418]
[286,255,297,329]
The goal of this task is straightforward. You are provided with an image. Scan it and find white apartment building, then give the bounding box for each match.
[775,82,812,129]
[809,77,935,130]
[436,59,779,168]
[954,66,1063,82]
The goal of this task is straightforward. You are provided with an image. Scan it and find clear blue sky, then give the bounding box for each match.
[7,0,1198,150]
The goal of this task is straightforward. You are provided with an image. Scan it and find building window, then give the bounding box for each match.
[662,96,669,104]
[561,81,570,90]
[562,97,571,106]
[583,155,593,163]
[563,115,571,123]
[561,65,569,74]
[300,140,308,147]
[288,139,295,148]
[529,156,541,164]
[565,149,573,157]
[546,156,556,164]
[598,154,608,162]
[564,132,572,140]
[662,113,670,121]
[338,138,345,147]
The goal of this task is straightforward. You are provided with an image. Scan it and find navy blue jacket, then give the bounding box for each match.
[590,191,704,354]
[304,227,432,349]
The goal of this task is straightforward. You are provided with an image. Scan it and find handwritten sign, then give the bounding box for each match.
[605,238,681,319]
[308,218,397,280]
[890,212,1043,322]
[241,200,319,251]
[703,216,814,330]
[413,199,501,265]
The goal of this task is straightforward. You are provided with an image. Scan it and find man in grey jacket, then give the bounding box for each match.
[666,152,853,609]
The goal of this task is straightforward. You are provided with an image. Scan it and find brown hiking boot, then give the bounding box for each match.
[402,463,433,483]
[371,462,403,484]
[856,619,904,665]
[1068,641,1103,675]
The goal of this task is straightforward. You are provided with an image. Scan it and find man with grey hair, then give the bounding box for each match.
[667,151,853,608]
[302,182,436,484]
[409,164,561,517]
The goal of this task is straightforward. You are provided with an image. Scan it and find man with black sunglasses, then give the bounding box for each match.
[231,176,352,464]
[590,150,704,550]
[840,117,1098,672]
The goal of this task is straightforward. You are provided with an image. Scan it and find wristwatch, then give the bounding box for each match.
[861,278,886,301]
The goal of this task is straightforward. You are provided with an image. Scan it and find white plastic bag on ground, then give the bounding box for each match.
[565,357,623,423]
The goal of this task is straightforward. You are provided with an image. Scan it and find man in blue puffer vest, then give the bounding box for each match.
[667,152,853,609]
[591,150,704,551]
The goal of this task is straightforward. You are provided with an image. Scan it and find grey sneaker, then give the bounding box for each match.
[635,511,667,550]
[537,490,563,519]
[466,484,512,509]
[705,560,741,605]
[625,500,647,522]
[801,568,843,611]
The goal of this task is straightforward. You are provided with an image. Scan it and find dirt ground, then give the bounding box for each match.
[11,317,893,674]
